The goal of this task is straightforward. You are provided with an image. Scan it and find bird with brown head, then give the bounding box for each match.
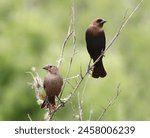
[86,18,107,78]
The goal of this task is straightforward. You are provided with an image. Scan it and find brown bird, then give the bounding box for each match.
[41,65,63,111]
[86,18,107,78]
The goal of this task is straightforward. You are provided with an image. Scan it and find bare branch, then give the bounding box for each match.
[65,80,75,89]
[97,84,121,121]
[57,31,73,68]
[106,0,144,51]
[59,0,76,98]
[64,75,80,81]
[81,75,91,99]
[27,114,32,121]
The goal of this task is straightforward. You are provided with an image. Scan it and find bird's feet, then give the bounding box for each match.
[60,100,65,107]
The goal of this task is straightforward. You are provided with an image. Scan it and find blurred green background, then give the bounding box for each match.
[0,0,149,120]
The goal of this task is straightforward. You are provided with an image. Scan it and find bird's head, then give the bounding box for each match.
[43,64,59,74]
[93,18,106,28]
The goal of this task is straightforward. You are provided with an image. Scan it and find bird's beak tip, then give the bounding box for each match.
[43,66,47,70]
[103,20,107,23]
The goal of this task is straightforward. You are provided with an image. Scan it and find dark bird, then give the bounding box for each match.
[86,18,107,78]
[41,65,63,111]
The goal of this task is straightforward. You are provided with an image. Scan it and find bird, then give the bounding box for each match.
[41,65,63,112]
[85,18,107,78]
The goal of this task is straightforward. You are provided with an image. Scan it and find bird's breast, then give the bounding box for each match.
[44,73,63,96]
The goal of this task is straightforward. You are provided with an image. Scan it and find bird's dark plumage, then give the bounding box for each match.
[86,18,107,78]
[41,65,63,111]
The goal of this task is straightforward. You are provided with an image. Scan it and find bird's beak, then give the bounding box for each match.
[101,20,107,24]
[43,65,48,70]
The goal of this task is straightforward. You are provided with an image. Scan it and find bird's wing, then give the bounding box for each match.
[43,80,46,89]
[86,27,106,60]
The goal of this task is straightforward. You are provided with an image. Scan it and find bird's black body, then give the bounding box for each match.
[86,18,107,78]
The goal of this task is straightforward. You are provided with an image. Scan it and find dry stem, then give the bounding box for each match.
[97,84,121,121]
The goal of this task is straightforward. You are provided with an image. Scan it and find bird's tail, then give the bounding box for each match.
[92,57,107,78]
[41,96,55,109]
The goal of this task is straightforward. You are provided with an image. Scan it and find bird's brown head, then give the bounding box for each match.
[43,65,59,74]
[92,18,106,28]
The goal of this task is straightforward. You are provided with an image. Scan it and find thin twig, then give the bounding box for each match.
[27,114,32,121]
[106,0,144,51]
[64,74,80,81]
[57,31,73,68]
[65,80,75,89]
[81,75,90,99]
[59,0,76,98]
[97,84,121,121]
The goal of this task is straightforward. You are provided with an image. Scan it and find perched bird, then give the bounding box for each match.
[41,65,63,111]
[86,18,107,78]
